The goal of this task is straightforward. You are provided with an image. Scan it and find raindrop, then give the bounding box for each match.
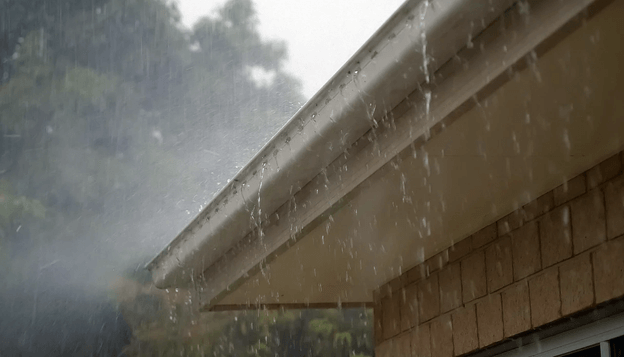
[422,150,430,176]
[400,173,412,204]
[512,132,520,153]
[424,90,432,119]
[562,129,571,151]
[419,1,431,83]
[518,0,530,16]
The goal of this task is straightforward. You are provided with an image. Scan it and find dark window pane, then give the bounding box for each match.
[562,346,601,357]
[612,335,624,357]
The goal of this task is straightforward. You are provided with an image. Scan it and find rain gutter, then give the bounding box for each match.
[147,0,517,289]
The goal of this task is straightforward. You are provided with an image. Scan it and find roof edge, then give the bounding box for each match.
[147,0,516,288]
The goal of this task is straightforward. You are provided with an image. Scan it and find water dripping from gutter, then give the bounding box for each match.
[419,0,431,84]
[256,162,268,250]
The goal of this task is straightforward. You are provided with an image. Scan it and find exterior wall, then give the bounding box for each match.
[373,151,624,356]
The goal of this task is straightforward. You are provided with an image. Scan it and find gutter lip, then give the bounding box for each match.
[145,0,422,273]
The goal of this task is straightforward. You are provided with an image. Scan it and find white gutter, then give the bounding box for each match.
[147,0,516,289]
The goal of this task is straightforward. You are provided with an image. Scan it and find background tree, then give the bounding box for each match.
[0,0,372,355]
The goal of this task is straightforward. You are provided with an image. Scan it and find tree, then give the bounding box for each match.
[0,0,373,355]
[0,0,302,249]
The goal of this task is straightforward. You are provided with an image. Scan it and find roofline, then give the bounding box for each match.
[147,0,517,288]
[195,0,602,310]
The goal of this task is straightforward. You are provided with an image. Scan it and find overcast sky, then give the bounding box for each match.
[175,0,405,98]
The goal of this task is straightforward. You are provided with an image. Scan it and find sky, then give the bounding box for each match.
[175,0,405,98]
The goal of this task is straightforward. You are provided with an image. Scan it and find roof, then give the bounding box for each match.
[148,0,622,311]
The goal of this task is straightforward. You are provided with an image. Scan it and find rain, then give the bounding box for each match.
[1,0,624,356]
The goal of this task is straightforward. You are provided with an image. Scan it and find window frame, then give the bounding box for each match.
[497,312,624,357]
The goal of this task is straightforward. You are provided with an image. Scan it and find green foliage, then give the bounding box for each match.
[121,304,374,357]
[0,0,302,219]
[334,331,352,346]
[310,317,335,336]
[114,273,374,357]
[0,0,373,355]
[0,179,45,231]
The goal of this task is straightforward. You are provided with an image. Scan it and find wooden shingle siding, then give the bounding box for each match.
[375,151,624,356]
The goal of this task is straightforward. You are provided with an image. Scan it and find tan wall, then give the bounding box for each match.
[373,151,624,356]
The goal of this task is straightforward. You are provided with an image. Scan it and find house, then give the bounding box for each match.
[148,0,624,355]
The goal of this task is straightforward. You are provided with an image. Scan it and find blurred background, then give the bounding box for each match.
[0,0,402,355]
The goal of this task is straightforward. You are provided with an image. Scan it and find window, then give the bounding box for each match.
[611,335,624,357]
[496,312,624,357]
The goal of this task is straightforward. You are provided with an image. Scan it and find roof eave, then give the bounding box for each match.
[147,0,517,289]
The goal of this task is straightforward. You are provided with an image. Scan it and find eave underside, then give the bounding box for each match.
[195,0,624,311]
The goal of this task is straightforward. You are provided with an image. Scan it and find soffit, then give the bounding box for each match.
[216,0,624,307]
